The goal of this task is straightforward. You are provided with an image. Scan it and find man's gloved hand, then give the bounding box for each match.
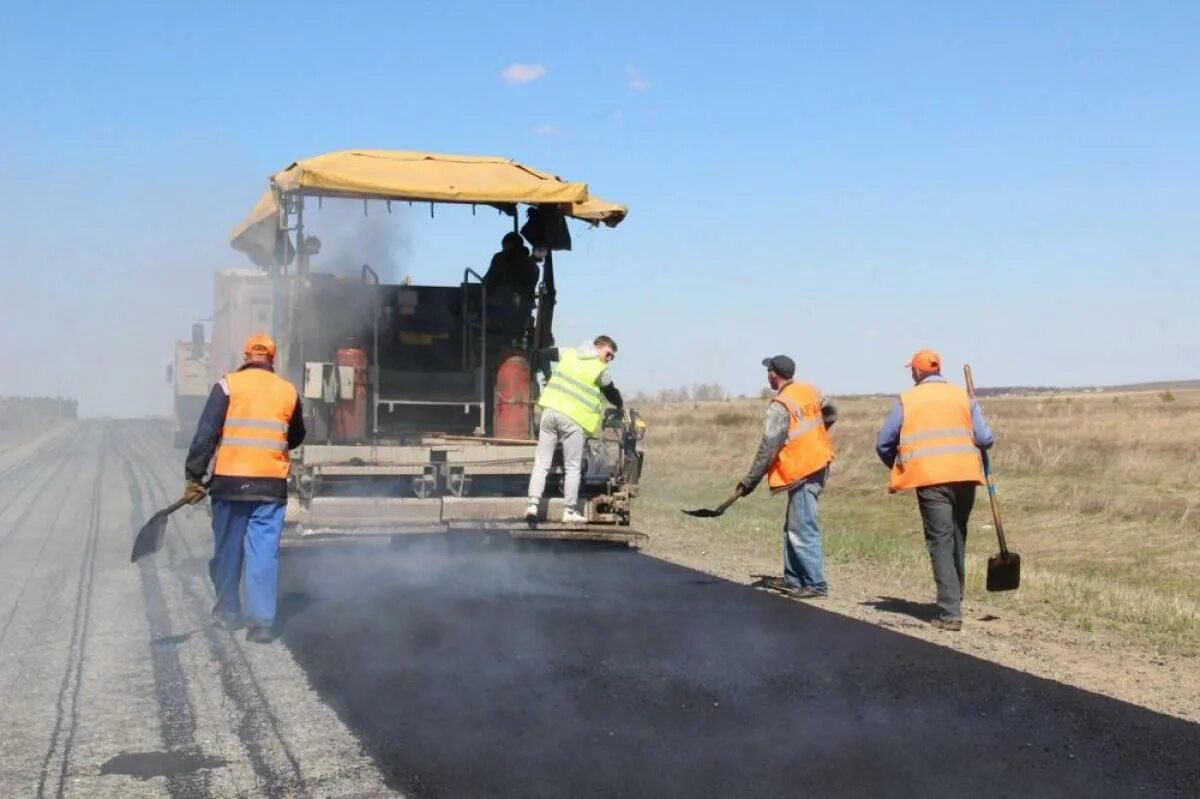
[183,480,207,505]
[735,479,755,497]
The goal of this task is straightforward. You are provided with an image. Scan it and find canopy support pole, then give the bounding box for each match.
[530,249,556,435]
[533,250,556,352]
[296,195,309,277]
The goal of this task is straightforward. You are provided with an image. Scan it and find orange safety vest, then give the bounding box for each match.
[213,368,298,480]
[889,381,984,492]
[767,382,834,490]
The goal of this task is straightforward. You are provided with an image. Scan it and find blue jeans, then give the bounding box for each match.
[210,499,286,626]
[783,468,828,593]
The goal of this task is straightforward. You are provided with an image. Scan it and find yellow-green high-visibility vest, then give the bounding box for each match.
[538,348,608,435]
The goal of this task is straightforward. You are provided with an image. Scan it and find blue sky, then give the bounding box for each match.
[1,2,1197,415]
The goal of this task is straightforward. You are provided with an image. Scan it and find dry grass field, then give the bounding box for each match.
[636,388,1200,659]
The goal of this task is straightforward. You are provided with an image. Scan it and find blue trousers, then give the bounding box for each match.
[783,468,828,594]
[209,499,286,626]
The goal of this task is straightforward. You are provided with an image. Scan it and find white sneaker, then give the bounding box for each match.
[562,509,588,525]
[524,502,539,521]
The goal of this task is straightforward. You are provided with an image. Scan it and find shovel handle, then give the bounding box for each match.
[166,497,192,514]
[964,366,1010,556]
[715,490,743,514]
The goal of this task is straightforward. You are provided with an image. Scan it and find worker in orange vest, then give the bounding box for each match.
[184,333,305,643]
[875,349,994,631]
[737,355,838,597]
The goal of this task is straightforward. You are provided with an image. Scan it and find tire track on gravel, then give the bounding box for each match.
[0,425,75,486]
[0,427,88,550]
[35,423,108,798]
[0,447,84,655]
[0,428,90,655]
[128,422,306,796]
[118,425,212,799]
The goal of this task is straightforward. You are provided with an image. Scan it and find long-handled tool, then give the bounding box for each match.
[131,494,199,563]
[681,485,745,518]
[964,365,1021,592]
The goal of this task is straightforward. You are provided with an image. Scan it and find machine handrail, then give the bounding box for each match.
[363,263,381,434]
[462,268,488,435]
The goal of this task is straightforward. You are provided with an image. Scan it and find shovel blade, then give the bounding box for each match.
[130,510,170,562]
[680,508,724,518]
[986,551,1021,592]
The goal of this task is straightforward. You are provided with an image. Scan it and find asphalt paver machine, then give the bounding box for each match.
[228,150,646,546]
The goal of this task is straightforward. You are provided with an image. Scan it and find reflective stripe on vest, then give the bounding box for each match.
[888,381,984,492]
[220,436,288,451]
[213,368,298,480]
[767,382,835,489]
[537,348,607,436]
[224,418,288,432]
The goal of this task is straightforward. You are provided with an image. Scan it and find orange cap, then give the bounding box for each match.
[906,348,941,373]
[243,333,277,360]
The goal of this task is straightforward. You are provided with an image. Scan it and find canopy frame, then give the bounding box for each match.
[230,150,626,386]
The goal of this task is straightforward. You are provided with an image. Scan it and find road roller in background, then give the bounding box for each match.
[168,321,211,449]
[222,150,646,547]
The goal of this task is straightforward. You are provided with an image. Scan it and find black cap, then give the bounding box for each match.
[762,355,795,379]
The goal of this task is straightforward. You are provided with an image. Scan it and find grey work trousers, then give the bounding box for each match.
[526,408,586,511]
[916,482,977,621]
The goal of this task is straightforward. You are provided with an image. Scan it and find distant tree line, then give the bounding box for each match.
[631,384,730,403]
[0,396,79,422]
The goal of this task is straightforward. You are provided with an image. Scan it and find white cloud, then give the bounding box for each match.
[533,123,559,136]
[501,64,547,84]
[627,64,650,91]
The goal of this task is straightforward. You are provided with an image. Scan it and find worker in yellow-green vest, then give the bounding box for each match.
[526,336,624,525]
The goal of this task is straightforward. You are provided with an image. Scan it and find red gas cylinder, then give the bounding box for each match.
[494,354,532,440]
[332,347,368,442]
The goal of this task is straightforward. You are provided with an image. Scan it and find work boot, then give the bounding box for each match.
[245,625,275,644]
[562,509,588,525]
[524,502,539,522]
[931,618,963,632]
[212,610,245,631]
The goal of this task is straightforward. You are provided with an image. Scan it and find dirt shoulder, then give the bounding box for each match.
[641,522,1200,725]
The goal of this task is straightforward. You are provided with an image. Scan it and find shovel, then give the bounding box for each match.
[964,365,1021,592]
[681,486,745,518]
[131,495,196,563]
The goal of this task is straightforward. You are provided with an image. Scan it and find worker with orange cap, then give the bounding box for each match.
[875,349,994,631]
[184,333,305,643]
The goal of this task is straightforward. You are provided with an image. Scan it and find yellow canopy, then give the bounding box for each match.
[273,150,590,204]
[228,190,284,268]
[230,150,627,265]
[568,195,629,225]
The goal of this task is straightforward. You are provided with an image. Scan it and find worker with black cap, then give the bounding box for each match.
[736,355,839,597]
